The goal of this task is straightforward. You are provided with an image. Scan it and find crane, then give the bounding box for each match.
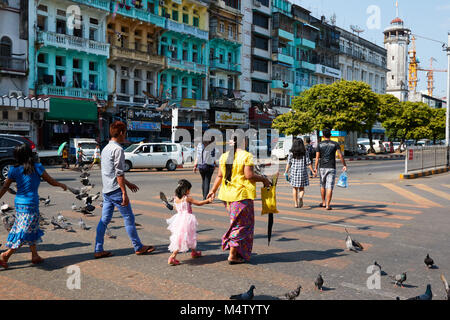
[418,58,447,97]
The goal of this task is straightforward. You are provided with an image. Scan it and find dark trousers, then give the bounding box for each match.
[199,165,215,200]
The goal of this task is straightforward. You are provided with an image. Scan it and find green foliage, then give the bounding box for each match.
[427,108,446,142]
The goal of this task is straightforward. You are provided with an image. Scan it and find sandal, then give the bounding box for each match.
[135,245,155,255]
[0,253,8,269]
[326,207,332,211]
[94,251,113,259]
[319,203,326,208]
[191,250,202,258]
[168,257,180,266]
[31,256,44,265]
[228,258,245,265]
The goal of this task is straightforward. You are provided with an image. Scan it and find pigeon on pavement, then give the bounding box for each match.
[71,203,77,211]
[230,285,255,300]
[345,228,363,252]
[315,273,324,291]
[44,196,51,206]
[424,254,434,269]
[78,218,90,230]
[390,272,407,287]
[405,284,432,300]
[284,285,302,300]
[1,202,11,212]
[440,274,450,300]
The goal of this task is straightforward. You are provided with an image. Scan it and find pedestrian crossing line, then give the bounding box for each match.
[269,196,417,220]
[443,184,450,189]
[381,183,443,208]
[131,203,373,258]
[275,190,431,209]
[413,184,450,201]
[146,196,392,239]
[0,275,65,300]
[44,212,338,295]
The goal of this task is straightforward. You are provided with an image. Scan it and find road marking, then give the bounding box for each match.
[340,282,404,300]
[381,183,443,208]
[443,184,450,189]
[413,184,450,201]
[279,216,360,229]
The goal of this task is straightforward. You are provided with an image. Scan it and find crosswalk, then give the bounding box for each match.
[0,170,449,300]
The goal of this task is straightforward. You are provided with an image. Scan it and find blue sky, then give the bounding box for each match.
[291,0,450,99]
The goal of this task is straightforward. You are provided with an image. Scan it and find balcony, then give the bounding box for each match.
[110,46,166,67]
[167,57,207,74]
[0,56,27,75]
[116,5,165,28]
[252,25,270,37]
[37,31,110,58]
[209,60,241,73]
[37,85,108,100]
[209,28,242,44]
[166,20,209,41]
[70,0,110,11]
[276,29,294,42]
[272,80,293,91]
[252,0,271,16]
[295,60,315,72]
[272,49,294,65]
[294,37,315,49]
[252,47,270,59]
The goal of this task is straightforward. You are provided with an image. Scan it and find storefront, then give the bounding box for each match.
[43,98,98,149]
[125,106,162,143]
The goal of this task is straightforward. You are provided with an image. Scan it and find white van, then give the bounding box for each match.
[70,138,98,163]
[272,137,293,160]
[124,142,183,171]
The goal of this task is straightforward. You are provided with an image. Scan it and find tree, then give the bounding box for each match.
[427,108,446,144]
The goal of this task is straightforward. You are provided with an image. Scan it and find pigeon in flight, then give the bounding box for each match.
[405,284,432,300]
[440,274,450,300]
[345,228,363,252]
[230,285,255,300]
[390,272,407,287]
[284,285,302,300]
[80,172,90,179]
[424,254,434,269]
[315,273,324,291]
[160,192,174,211]
[80,178,90,186]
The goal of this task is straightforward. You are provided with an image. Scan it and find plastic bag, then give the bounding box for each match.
[337,171,348,188]
[261,186,279,215]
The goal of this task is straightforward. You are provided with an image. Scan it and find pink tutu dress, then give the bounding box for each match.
[167,196,198,253]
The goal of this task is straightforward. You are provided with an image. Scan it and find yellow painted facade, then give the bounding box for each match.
[159,0,209,31]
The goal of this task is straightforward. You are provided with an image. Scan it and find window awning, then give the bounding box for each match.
[45,98,98,122]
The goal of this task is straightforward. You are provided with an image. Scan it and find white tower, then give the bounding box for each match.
[383,4,410,102]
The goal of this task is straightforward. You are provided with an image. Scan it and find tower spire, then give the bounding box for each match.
[396,1,399,18]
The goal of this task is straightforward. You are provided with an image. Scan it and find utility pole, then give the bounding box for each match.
[446,34,450,146]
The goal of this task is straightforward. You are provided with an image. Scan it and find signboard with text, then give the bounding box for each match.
[215,111,247,125]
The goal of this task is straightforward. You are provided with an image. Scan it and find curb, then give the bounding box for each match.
[400,167,449,179]
[348,154,405,161]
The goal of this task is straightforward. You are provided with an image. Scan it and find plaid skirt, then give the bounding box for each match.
[5,204,44,249]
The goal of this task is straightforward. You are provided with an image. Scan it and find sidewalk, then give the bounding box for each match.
[346,153,405,161]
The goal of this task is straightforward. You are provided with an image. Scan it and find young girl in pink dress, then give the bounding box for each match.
[167,179,212,266]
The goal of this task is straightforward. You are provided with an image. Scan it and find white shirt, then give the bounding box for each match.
[196,143,216,166]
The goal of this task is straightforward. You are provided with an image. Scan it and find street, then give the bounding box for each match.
[0,159,449,300]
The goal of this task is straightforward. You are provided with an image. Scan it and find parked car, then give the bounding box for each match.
[356,144,367,155]
[0,134,37,180]
[417,139,432,147]
[358,139,386,154]
[182,145,195,164]
[124,142,183,172]
[392,142,404,152]
[383,141,394,153]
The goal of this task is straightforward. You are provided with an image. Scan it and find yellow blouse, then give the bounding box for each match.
[217,150,256,203]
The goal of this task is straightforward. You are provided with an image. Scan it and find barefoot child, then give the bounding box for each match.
[167,179,212,266]
[0,144,67,269]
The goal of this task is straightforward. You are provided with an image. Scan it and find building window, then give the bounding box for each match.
[73,72,82,88]
[172,10,179,21]
[134,81,140,95]
[2,111,8,120]
[193,17,199,27]
[56,19,66,34]
[121,79,128,94]
[183,13,189,24]
[89,61,97,71]
[252,80,268,94]
[228,25,233,38]
[253,13,269,29]
[253,36,268,50]
[220,23,225,33]
[17,112,23,120]
[0,37,12,57]
[252,57,268,73]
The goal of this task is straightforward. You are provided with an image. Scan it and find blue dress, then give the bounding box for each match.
[5,163,45,249]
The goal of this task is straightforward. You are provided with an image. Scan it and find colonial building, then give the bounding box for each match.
[107,0,166,143]
[337,26,388,94]
[28,0,110,148]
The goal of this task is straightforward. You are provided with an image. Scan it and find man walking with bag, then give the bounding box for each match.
[193,137,217,200]
[314,129,347,211]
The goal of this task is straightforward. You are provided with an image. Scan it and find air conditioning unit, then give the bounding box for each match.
[9,90,23,97]
[121,70,128,77]
[254,0,261,7]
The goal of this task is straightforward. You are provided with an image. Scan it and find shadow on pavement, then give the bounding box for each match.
[249,248,347,265]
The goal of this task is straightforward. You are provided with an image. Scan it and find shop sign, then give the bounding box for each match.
[128,121,161,132]
[215,111,247,125]
[315,64,341,78]
[0,121,30,131]
[181,99,210,110]
[127,108,161,122]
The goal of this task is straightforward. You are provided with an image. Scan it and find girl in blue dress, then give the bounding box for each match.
[0,144,67,269]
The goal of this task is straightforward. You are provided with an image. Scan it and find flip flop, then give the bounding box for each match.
[319,203,326,208]
[94,251,113,259]
[228,258,245,265]
[0,254,8,269]
[326,207,333,211]
[136,245,155,255]
[31,257,44,265]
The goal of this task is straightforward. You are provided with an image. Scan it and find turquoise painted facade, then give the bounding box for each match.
[29,0,110,100]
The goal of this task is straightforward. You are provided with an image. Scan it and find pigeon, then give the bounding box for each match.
[67,186,81,195]
[71,203,77,211]
[373,261,387,276]
[106,227,116,239]
[315,273,324,291]
[2,215,15,232]
[80,186,94,194]
[85,204,95,212]
[440,274,450,300]
[84,195,93,205]
[91,192,101,201]
[78,218,90,230]
[230,285,255,300]
[1,202,11,212]
[80,178,90,186]
[57,212,68,223]
[44,196,50,206]
[424,254,434,269]
[284,285,302,300]
[80,172,90,178]
[51,216,63,229]
[345,228,363,252]
[406,284,432,300]
[390,272,407,287]
[160,192,174,211]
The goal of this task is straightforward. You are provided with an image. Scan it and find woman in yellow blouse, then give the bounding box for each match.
[207,136,271,264]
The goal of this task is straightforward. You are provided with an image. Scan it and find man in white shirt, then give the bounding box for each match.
[193,137,217,200]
